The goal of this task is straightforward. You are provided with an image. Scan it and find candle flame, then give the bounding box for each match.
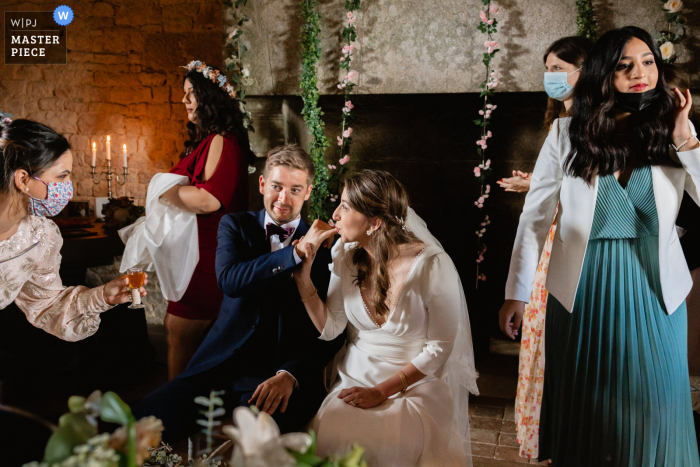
[123,144,127,150]
[106,135,110,142]
[92,142,96,149]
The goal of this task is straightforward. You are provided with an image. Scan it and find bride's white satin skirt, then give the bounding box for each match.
[312,339,469,467]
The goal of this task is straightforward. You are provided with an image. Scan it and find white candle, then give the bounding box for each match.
[91,142,96,167]
[106,135,111,161]
[123,144,127,167]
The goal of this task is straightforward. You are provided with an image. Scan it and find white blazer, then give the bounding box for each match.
[505,118,700,314]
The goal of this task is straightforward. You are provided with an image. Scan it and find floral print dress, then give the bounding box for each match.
[515,208,557,459]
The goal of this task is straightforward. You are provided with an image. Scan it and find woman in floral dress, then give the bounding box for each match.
[497,36,591,459]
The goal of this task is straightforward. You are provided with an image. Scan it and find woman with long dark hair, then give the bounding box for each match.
[293,170,477,466]
[161,61,255,379]
[500,26,700,465]
[496,35,592,460]
[0,119,145,340]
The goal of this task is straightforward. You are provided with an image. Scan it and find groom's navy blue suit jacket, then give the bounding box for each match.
[179,209,343,389]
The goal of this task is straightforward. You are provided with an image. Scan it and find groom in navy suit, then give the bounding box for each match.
[133,145,343,442]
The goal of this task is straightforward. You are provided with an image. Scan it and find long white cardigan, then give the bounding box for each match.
[505,118,700,314]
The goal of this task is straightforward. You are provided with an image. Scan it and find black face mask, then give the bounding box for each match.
[614,88,659,112]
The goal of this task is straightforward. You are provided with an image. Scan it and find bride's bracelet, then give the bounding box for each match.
[397,371,408,393]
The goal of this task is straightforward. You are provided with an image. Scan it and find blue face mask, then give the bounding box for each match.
[543,68,581,101]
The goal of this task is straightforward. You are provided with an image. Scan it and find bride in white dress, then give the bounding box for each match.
[293,170,478,466]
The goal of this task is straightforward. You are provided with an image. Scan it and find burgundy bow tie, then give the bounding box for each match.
[266,223,295,242]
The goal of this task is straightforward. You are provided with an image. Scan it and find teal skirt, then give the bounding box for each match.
[539,235,700,466]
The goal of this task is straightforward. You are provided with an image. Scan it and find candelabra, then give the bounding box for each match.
[91,159,127,198]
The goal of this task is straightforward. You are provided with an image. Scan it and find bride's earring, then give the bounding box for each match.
[366,229,373,236]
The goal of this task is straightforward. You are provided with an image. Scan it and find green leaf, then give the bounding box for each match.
[44,413,97,464]
[100,392,133,426]
[68,395,86,413]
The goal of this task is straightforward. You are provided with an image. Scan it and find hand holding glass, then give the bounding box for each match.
[127,267,146,309]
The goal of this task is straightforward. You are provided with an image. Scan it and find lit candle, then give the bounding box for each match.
[106,135,111,161]
[91,142,96,167]
[123,144,128,168]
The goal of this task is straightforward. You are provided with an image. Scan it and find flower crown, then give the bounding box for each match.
[182,60,237,99]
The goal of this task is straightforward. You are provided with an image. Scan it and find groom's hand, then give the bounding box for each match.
[294,220,336,259]
[249,372,295,415]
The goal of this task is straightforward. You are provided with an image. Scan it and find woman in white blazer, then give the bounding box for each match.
[500,27,700,466]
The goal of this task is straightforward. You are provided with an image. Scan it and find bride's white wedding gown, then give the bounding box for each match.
[312,237,476,467]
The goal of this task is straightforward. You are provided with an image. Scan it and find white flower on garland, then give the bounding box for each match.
[222,407,312,467]
[663,0,683,13]
[660,41,675,60]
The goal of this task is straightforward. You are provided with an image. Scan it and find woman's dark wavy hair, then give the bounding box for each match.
[566,26,680,184]
[0,119,70,194]
[543,36,593,129]
[181,69,255,165]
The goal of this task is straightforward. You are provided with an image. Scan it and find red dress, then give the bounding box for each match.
[166,133,249,320]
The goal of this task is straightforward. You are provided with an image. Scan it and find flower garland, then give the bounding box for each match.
[182,60,237,99]
[575,0,597,40]
[300,0,332,221]
[326,1,361,213]
[656,0,686,63]
[224,0,255,132]
[473,0,501,288]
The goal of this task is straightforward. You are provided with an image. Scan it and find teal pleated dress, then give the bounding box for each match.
[539,165,700,466]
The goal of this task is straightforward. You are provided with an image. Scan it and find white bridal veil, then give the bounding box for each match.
[406,207,479,457]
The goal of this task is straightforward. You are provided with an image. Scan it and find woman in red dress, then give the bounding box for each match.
[159,61,255,379]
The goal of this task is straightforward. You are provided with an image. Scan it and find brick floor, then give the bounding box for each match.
[470,396,549,466]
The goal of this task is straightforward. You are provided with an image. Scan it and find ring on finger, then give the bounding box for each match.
[349,400,356,407]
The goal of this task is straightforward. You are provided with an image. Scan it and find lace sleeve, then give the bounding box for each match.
[13,221,114,342]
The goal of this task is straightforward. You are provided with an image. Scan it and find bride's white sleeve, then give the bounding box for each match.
[318,240,349,341]
[411,252,460,376]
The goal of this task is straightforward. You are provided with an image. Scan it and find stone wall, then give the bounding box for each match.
[229,0,700,95]
[0,0,226,212]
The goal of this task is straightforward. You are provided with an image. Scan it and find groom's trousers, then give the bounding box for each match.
[132,319,329,444]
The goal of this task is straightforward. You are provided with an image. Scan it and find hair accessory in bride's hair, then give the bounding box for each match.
[395,215,410,232]
[181,60,237,99]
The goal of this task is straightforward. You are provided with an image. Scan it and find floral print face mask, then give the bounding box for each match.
[27,177,73,217]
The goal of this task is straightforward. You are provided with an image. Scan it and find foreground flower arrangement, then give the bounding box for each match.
[23,392,366,467]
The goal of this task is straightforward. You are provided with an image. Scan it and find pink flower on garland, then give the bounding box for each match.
[343,128,353,138]
[339,155,350,165]
[479,11,494,25]
[489,4,501,14]
[474,167,481,177]
[484,41,499,53]
[347,11,356,24]
[337,136,343,146]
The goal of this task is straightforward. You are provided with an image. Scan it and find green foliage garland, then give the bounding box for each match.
[575,0,597,40]
[300,0,331,221]
[224,0,255,133]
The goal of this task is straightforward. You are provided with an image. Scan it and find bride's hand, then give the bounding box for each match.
[338,386,387,409]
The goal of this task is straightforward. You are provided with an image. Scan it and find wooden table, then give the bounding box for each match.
[58,220,125,286]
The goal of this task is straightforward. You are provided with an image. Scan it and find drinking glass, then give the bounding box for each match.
[126,267,145,309]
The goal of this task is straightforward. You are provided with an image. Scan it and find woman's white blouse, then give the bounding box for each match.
[0,216,114,341]
[319,241,460,377]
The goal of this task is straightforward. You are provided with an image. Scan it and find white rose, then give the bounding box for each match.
[664,0,683,13]
[660,41,675,60]
[242,68,250,78]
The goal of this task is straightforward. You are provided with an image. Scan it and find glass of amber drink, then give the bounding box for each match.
[126,267,145,309]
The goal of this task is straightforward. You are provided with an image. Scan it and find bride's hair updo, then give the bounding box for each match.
[345,169,418,317]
